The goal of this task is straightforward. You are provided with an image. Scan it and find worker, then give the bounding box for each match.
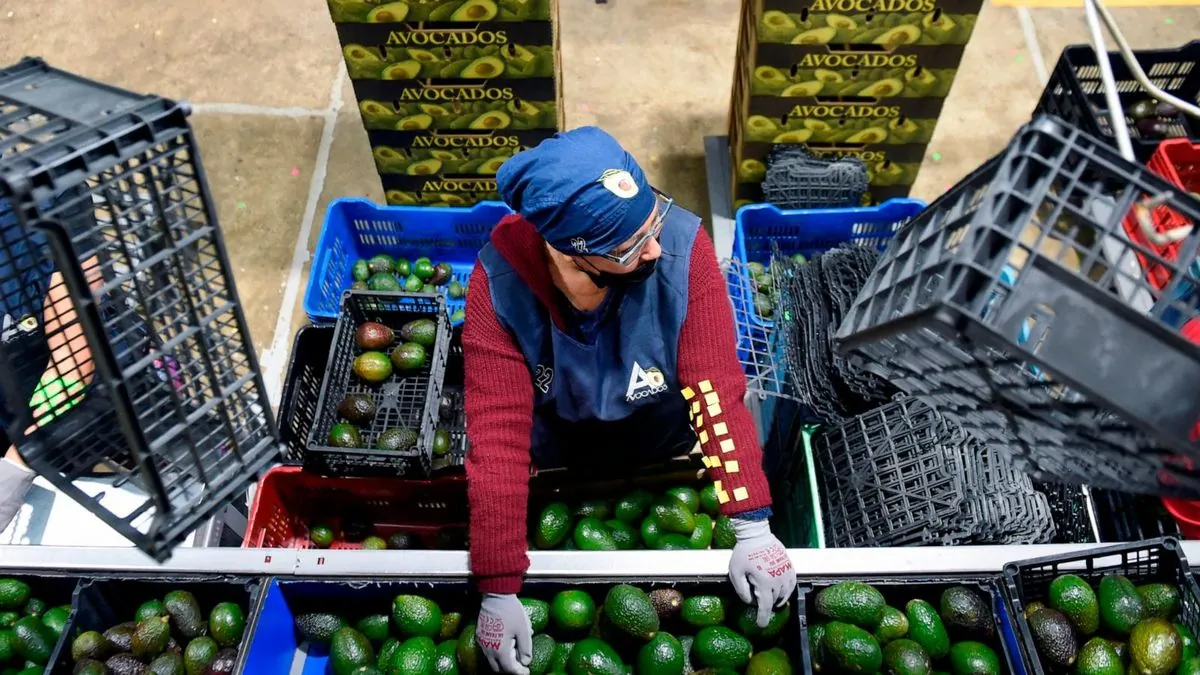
[463,126,796,675]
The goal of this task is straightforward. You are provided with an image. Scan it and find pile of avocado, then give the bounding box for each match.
[373,144,520,177]
[308,516,467,550]
[67,590,246,675]
[350,253,467,322]
[749,65,955,99]
[344,43,556,81]
[809,582,1002,675]
[327,0,553,23]
[740,114,935,146]
[1022,573,1199,675]
[735,156,918,187]
[742,259,800,322]
[1123,99,1187,140]
[0,577,71,674]
[530,485,739,551]
[757,10,977,45]
[308,584,794,675]
[360,98,557,132]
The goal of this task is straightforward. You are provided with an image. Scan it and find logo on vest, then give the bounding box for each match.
[570,237,588,254]
[534,364,554,395]
[626,361,668,402]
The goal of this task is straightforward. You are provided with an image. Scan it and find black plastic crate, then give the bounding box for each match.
[0,58,279,559]
[1090,488,1181,542]
[1036,41,1200,162]
[46,575,263,674]
[835,115,1200,496]
[799,578,1024,675]
[279,326,333,465]
[1003,538,1200,675]
[307,290,451,478]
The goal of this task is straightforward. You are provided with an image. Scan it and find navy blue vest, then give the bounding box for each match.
[479,206,703,469]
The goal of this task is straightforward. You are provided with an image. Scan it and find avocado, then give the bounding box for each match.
[133,615,173,661]
[746,648,791,675]
[330,627,375,675]
[821,622,881,674]
[664,487,699,513]
[390,343,427,371]
[406,159,443,176]
[353,351,394,384]
[12,616,52,666]
[656,534,691,550]
[682,596,725,629]
[810,622,828,671]
[651,496,695,535]
[759,10,800,41]
[367,254,396,275]
[735,159,766,184]
[535,502,571,549]
[1131,618,1182,675]
[551,591,597,638]
[817,582,887,630]
[781,81,824,97]
[397,114,435,131]
[529,634,556,675]
[772,130,814,144]
[368,272,403,291]
[1078,637,1124,675]
[337,394,377,424]
[367,2,410,22]
[905,599,949,659]
[72,630,112,662]
[884,639,931,675]
[904,67,938,95]
[552,640,576,673]
[74,659,109,675]
[208,600,243,648]
[431,263,453,286]
[134,599,168,623]
[451,0,499,21]
[413,258,435,280]
[712,516,736,549]
[648,590,683,621]
[744,115,781,142]
[379,638,403,670]
[1029,607,1078,668]
[845,127,888,144]
[355,322,395,351]
[0,581,30,611]
[940,586,996,639]
[753,66,789,93]
[183,636,220,675]
[205,648,237,675]
[328,422,362,449]
[1178,623,1197,662]
[1138,585,1180,619]
[602,585,658,641]
[791,27,837,44]
[400,319,438,347]
[948,641,998,675]
[0,611,17,628]
[1180,658,1200,675]
[383,61,422,80]
[687,515,713,549]
[40,605,68,637]
[393,595,443,639]
[861,78,904,97]
[1100,576,1146,636]
[310,523,336,548]
[456,625,485,675]
[431,429,452,457]
[461,56,505,79]
[698,485,719,515]
[605,520,638,550]
[105,622,137,652]
[567,638,623,675]
[875,24,921,45]
[150,652,185,675]
[469,110,512,130]
[448,280,466,299]
[393,636,437,675]
[404,275,425,292]
[107,653,152,675]
[374,146,407,173]
[450,308,466,323]
[875,606,909,644]
[922,11,957,43]
[734,602,791,642]
[638,633,684,675]
[574,517,618,551]
[1046,575,1100,636]
[348,613,387,645]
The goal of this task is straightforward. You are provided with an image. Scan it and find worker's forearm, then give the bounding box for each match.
[0,455,34,532]
[677,229,772,516]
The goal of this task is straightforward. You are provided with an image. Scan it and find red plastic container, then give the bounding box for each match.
[1163,497,1200,538]
[243,466,468,549]
[1121,139,1200,291]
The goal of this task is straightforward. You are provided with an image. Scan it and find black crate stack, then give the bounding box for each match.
[326,0,562,207]
[728,0,983,208]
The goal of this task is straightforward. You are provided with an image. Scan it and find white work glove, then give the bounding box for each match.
[477,593,533,675]
[728,518,797,628]
[0,457,34,533]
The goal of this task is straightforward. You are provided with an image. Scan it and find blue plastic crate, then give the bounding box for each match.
[731,198,927,331]
[303,198,512,323]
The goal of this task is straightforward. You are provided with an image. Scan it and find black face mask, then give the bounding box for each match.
[578,257,659,289]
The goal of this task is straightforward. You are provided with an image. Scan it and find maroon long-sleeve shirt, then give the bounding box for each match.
[463,214,772,593]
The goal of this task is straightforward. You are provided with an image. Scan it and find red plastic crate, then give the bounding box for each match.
[243,466,468,549]
[1122,139,1200,290]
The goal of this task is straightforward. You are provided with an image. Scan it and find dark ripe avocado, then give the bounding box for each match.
[355,322,395,350]
[203,647,238,675]
[432,429,452,456]
[448,280,465,299]
[431,263,453,286]
[106,653,151,675]
[1128,99,1157,120]
[150,651,185,675]
[400,319,438,347]
[377,428,419,452]
[413,258,436,281]
[337,394,378,424]
[1130,618,1182,675]
[649,589,683,620]
[940,586,996,638]
[404,275,425,292]
[328,423,362,449]
[132,615,173,660]
[310,523,336,549]
[396,257,412,277]
[353,259,371,282]
[72,630,112,663]
[368,254,396,275]
[294,613,346,644]
[209,603,245,648]
[1028,607,1078,668]
[1099,575,1145,635]
[391,342,428,371]
[73,659,109,675]
[104,621,137,652]
[367,273,403,292]
[388,531,423,550]
[353,351,394,383]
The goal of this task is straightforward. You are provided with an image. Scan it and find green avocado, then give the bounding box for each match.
[1077,637,1124,675]
[693,626,752,671]
[821,622,881,674]
[948,641,999,675]
[461,56,506,78]
[391,342,427,371]
[682,596,726,629]
[376,428,419,452]
[1100,575,1146,635]
[816,582,886,630]
[567,638,623,675]
[651,496,695,535]
[383,61,422,80]
[470,110,513,130]
[551,591,597,638]
[367,2,410,22]
[1048,575,1099,636]
[1138,584,1180,619]
[330,627,376,674]
[451,0,499,21]
[400,319,438,347]
[397,114,435,131]
[164,590,206,640]
[874,606,909,644]
[638,633,684,675]
[535,502,571,549]
[1130,618,1182,675]
[574,517,618,551]
[603,584,659,641]
[905,599,948,659]
[883,639,931,675]
[12,616,54,665]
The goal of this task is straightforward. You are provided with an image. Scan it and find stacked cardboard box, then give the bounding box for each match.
[729,0,983,208]
[326,0,563,206]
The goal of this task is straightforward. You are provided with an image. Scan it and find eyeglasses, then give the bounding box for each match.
[601,191,674,266]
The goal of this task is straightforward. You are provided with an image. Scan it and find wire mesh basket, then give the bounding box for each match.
[836,114,1200,497]
[762,146,869,210]
[725,257,794,401]
[0,58,279,559]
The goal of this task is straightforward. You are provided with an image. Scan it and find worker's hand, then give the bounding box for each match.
[728,518,796,628]
[477,593,533,675]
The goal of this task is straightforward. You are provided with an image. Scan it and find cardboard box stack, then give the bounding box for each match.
[730,0,983,208]
[326,0,563,206]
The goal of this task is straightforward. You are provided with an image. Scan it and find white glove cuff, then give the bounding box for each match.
[731,517,772,540]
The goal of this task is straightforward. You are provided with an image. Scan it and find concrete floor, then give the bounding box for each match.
[2,0,1197,402]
